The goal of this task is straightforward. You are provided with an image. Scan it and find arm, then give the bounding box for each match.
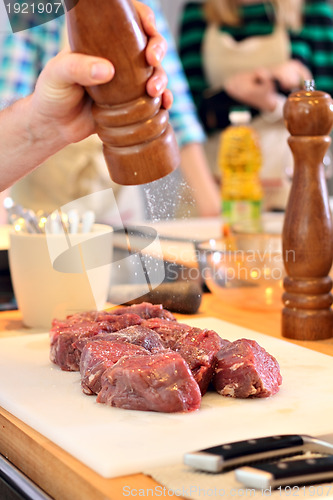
[145,0,220,216]
[179,142,220,217]
[0,54,114,190]
[178,2,215,132]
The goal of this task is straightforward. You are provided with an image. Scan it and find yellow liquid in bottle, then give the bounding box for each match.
[218,112,263,232]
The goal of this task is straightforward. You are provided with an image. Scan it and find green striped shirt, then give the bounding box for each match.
[178,1,333,133]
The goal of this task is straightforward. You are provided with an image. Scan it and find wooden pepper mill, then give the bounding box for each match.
[66,0,180,185]
[282,80,333,340]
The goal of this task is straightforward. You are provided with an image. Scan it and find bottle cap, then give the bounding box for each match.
[229,109,251,125]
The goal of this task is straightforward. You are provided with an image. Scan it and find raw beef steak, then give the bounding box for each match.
[50,313,142,371]
[143,319,229,394]
[97,351,202,412]
[80,340,148,395]
[111,302,176,321]
[173,328,229,395]
[51,309,126,330]
[142,317,193,348]
[213,338,282,398]
[74,325,166,354]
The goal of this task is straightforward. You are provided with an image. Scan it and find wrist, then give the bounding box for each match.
[26,95,69,154]
[0,96,70,191]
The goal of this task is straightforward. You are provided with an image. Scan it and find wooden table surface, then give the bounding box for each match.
[0,294,333,500]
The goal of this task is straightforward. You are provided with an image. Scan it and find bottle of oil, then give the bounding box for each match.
[218,108,263,233]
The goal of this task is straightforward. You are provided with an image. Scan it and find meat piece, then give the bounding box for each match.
[213,339,282,398]
[80,340,148,395]
[111,302,176,321]
[50,312,142,345]
[173,329,229,395]
[51,309,125,332]
[143,317,193,348]
[50,321,115,372]
[97,351,202,413]
[74,325,166,354]
[49,313,142,371]
[143,318,229,394]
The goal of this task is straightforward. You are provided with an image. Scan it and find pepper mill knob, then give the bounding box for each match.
[282,81,333,340]
[66,0,180,185]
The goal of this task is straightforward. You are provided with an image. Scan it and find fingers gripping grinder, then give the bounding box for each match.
[66,0,180,185]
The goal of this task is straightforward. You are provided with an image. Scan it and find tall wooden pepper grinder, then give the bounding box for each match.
[282,80,333,340]
[66,0,180,185]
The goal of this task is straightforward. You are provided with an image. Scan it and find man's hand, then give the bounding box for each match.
[31,1,172,146]
[135,0,172,109]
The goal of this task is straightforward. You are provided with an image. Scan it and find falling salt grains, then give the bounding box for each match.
[142,170,196,221]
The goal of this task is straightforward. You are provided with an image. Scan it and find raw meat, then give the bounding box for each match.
[49,303,174,372]
[97,351,202,412]
[48,302,283,414]
[143,318,228,394]
[74,325,166,354]
[111,302,176,321]
[213,338,282,398]
[80,340,148,395]
[173,328,229,395]
[51,309,125,331]
[142,317,194,348]
[50,313,143,371]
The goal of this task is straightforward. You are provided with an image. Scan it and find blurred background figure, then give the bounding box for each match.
[178,0,333,211]
[0,1,220,224]
[142,0,220,219]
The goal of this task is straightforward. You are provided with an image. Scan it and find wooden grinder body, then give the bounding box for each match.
[66,0,180,185]
[282,87,333,340]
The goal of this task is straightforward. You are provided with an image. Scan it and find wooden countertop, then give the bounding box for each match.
[0,294,333,499]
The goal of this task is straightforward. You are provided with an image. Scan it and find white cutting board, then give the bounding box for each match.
[0,318,332,478]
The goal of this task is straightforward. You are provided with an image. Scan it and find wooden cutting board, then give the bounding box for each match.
[0,317,332,478]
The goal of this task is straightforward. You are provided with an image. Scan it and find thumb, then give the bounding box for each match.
[33,50,115,119]
[38,50,115,91]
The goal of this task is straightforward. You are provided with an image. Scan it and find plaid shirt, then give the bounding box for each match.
[0,1,205,147]
[0,18,62,100]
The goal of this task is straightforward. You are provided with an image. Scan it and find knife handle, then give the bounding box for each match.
[235,456,333,489]
[184,435,305,472]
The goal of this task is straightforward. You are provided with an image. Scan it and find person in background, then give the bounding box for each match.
[178,0,333,211]
[0,1,220,222]
[142,0,220,218]
[0,3,172,190]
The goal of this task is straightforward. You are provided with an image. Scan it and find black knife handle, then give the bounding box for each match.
[205,435,304,460]
[184,435,305,472]
[235,456,333,489]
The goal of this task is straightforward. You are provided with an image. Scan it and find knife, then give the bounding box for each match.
[235,456,333,489]
[183,434,333,473]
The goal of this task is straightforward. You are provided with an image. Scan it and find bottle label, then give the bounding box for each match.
[222,200,262,233]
